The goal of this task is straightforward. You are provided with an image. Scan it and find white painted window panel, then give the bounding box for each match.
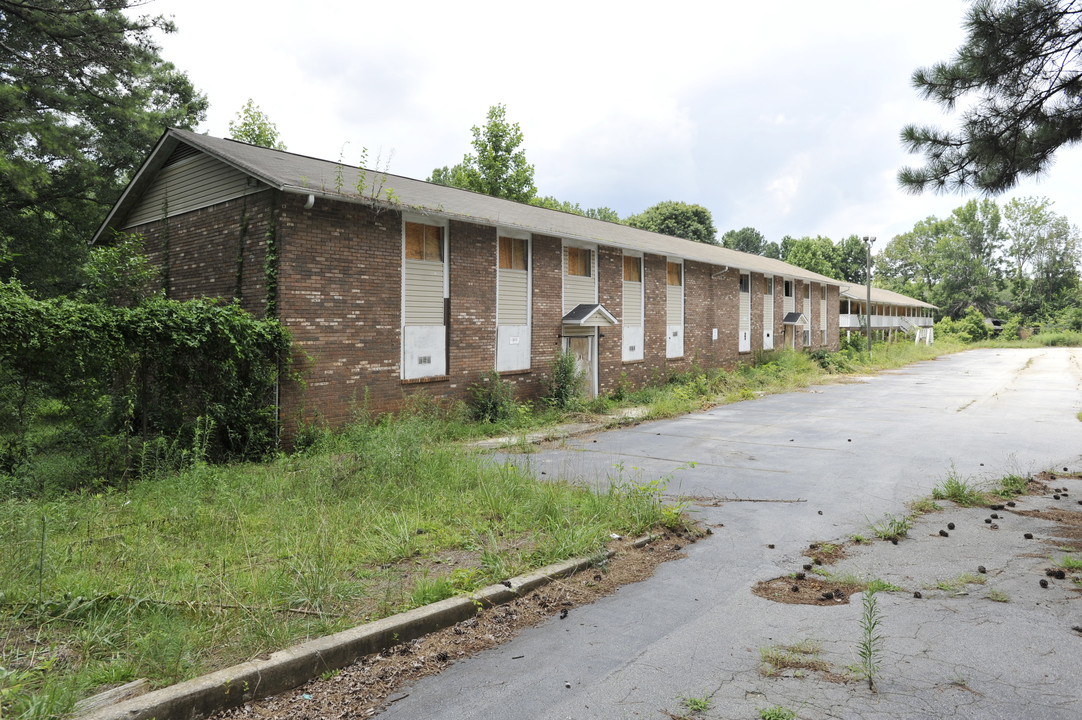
[496,325,530,372]
[403,326,446,379]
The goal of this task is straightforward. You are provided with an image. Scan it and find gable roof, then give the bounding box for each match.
[97,129,844,287]
[839,284,937,309]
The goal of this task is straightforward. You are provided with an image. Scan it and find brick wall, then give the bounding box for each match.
[276,195,403,433]
[597,246,624,394]
[124,190,274,318]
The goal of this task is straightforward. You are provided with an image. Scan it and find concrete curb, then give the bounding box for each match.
[79,539,651,720]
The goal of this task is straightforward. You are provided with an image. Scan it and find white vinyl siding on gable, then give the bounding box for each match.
[124,152,258,228]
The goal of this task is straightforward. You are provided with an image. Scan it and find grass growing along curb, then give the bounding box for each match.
[0,341,989,716]
[0,411,682,719]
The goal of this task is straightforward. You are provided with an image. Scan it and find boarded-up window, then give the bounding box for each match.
[567,247,591,277]
[405,222,443,261]
[499,237,528,270]
[667,262,682,286]
[739,274,750,292]
[623,255,641,282]
[784,280,793,297]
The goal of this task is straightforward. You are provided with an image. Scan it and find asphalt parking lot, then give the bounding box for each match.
[379,348,1082,720]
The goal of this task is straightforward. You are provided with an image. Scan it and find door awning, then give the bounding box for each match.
[562,303,618,327]
[782,312,809,326]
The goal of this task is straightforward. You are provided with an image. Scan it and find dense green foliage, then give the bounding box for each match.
[900,0,1082,194]
[878,196,1080,322]
[0,0,207,297]
[228,98,287,150]
[0,280,290,496]
[428,103,537,202]
[626,201,718,245]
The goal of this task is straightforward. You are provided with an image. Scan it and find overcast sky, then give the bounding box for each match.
[142,0,1082,248]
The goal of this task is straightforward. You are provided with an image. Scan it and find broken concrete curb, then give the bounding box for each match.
[78,540,648,720]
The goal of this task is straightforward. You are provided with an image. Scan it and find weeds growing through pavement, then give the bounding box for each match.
[853,591,884,691]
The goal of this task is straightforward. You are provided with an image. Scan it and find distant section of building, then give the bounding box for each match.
[839,286,936,345]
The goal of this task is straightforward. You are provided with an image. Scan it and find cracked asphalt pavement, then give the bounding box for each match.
[378,348,1082,720]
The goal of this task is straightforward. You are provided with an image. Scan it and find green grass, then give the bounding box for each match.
[992,474,1028,498]
[0,412,680,719]
[908,497,942,514]
[986,589,1010,603]
[760,640,829,677]
[1057,554,1082,570]
[932,469,988,507]
[679,693,711,713]
[759,706,797,720]
[932,573,987,593]
[869,513,913,541]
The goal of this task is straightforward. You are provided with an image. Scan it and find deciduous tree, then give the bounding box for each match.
[228,99,286,150]
[428,104,536,202]
[626,201,717,245]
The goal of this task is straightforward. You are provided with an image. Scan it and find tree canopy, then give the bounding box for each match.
[428,103,536,202]
[626,201,717,245]
[876,196,1080,320]
[228,99,286,150]
[899,0,1082,194]
[0,0,207,297]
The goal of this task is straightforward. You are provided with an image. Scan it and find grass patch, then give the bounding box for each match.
[0,412,682,718]
[986,589,1010,603]
[931,573,987,594]
[992,474,1029,499]
[869,513,913,541]
[759,707,797,720]
[866,578,903,593]
[932,469,988,507]
[760,639,829,677]
[679,693,711,713]
[1057,554,1082,570]
[908,497,942,514]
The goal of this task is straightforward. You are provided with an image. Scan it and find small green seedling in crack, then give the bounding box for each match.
[679,693,711,713]
[851,534,867,544]
[986,589,1009,603]
[760,640,828,677]
[759,706,797,720]
[853,591,884,691]
[868,513,912,542]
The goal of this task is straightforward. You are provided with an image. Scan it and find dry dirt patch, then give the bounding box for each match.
[215,532,696,720]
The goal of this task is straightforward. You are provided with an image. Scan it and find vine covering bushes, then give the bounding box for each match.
[0,279,290,496]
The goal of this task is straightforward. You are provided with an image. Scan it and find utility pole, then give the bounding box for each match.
[863,236,875,353]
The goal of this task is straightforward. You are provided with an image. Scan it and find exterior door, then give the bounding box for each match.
[565,335,596,397]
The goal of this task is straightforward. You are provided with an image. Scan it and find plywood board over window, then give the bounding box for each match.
[563,244,596,314]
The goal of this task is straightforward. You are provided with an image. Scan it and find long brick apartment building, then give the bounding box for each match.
[95,130,844,435]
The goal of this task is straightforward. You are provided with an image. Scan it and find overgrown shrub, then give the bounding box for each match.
[468,369,518,423]
[0,279,290,495]
[546,349,584,410]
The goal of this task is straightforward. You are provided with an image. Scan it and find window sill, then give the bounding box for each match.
[401,375,449,385]
[498,369,531,376]
[622,359,645,365]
